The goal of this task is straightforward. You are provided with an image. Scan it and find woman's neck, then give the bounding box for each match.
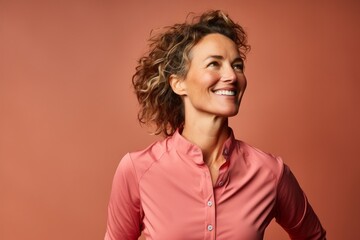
[181,116,230,166]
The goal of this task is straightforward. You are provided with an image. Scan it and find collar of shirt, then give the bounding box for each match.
[169,127,237,165]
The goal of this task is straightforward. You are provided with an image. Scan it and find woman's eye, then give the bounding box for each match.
[233,63,244,71]
[207,61,220,67]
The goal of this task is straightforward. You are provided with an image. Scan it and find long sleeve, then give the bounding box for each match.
[275,164,326,240]
[105,153,142,240]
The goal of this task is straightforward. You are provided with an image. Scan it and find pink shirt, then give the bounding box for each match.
[105,129,326,239]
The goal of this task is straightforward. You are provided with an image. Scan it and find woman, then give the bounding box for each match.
[105,10,326,240]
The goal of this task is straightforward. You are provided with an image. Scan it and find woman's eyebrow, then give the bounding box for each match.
[232,57,243,63]
[204,55,224,61]
[204,55,243,63]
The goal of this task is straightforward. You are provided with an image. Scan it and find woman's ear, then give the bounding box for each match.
[169,74,187,96]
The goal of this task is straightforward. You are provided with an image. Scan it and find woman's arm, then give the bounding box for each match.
[105,153,142,240]
[275,164,326,240]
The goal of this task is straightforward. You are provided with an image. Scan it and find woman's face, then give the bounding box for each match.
[180,33,247,118]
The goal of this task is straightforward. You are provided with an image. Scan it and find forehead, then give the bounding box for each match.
[189,33,240,60]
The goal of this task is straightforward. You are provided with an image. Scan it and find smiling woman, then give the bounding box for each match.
[170,33,247,120]
[132,10,250,137]
[104,10,326,240]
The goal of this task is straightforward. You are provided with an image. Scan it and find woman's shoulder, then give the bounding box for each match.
[119,137,172,178]
[237,140,278,158]
[236,140,285,178]
[129,136,171,161]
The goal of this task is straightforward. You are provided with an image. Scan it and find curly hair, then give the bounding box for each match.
[132,10,250,136]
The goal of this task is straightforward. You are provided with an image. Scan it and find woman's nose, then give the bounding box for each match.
[220,64,237,82]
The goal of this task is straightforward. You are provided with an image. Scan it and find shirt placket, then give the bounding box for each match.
[203,153,230,239]
[203,167,216,240]
[213,148,231,239]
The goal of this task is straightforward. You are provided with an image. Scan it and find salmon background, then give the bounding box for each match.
[1,1,359,239]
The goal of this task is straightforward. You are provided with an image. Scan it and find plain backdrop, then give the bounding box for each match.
[1,0,359,239]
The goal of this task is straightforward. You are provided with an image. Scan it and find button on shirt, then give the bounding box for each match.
[105,129,326,240]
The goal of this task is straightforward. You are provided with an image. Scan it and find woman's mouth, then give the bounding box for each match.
[214,90,237,96]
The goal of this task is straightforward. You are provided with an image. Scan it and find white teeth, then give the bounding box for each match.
[214,90,236,96]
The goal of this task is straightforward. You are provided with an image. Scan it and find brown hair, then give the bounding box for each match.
[132,10,250,136]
